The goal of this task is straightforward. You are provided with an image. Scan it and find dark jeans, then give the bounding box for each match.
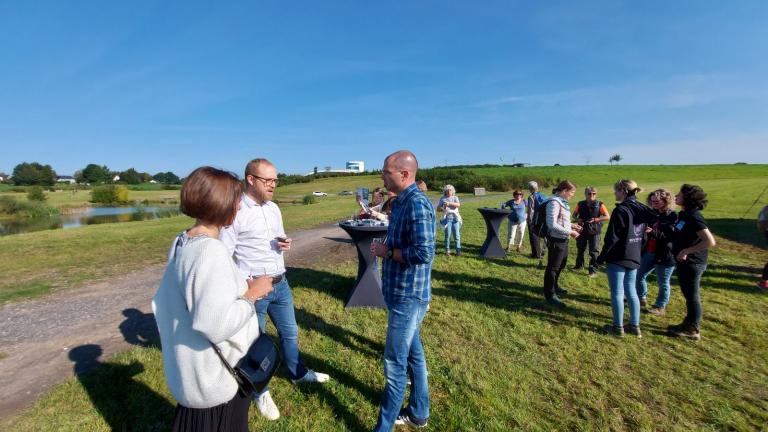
[529,227,545,259]
[543,237,569,299]
[676,262,706,330]
[575,233,600,272]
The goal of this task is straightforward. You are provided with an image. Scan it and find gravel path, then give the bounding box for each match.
[0,222,355,419]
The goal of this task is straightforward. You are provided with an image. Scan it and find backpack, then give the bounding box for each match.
[531,198,558,238]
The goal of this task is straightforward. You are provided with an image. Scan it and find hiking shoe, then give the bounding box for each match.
[588,271,597,278]
[394,409,428,428]
[669,325,701,340]
[555,287,568,296]
[445,250,451,256]
[293,369,330,384]
[626,325,642,338]
[456,249,461,256]
[640,297,647,308]
[572,265,583,270]
[647,306,666,316]
[603,324,625,337]
[546,296,567,309]
[255,391,280,420]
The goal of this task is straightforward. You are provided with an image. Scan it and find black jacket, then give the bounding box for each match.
[647,210,677,266]
[596,196,657,269]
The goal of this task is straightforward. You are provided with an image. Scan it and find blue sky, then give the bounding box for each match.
[1,1,767,177]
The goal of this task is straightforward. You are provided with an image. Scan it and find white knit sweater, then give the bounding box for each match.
[152,234,260,408]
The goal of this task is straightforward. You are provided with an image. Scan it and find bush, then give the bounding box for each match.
[0,196,58,218]
[91,185,129,204]
[27,186,47,202]
[302,194,316,205]
[417,168,553,194]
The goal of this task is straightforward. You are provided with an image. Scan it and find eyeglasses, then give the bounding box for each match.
[587,193,597,196]
[248,174,278,186]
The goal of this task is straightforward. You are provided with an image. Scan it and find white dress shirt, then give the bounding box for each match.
[220,193,287,278]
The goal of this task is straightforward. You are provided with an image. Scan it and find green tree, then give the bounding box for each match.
[609,154,623,166]
[27,186,47,202]
[77,164,111,184]
[152,171,181,184]
[11,162,56,186]
[118,168,142,184]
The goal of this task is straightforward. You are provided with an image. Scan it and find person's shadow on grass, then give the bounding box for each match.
[69,344,174,431]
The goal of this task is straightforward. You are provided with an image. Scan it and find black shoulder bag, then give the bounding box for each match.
[209,333,281,397]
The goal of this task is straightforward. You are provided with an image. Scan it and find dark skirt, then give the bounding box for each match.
[171,391,250,432]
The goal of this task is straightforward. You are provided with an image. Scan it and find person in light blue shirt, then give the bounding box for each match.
[504,189,528,252]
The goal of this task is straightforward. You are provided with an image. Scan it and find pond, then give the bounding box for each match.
[0,206,181,236]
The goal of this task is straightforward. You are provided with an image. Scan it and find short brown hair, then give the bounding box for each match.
[180,167,242,226]
[244,158,274,179]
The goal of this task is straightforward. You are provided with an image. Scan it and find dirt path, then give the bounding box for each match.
[0,222,356,419]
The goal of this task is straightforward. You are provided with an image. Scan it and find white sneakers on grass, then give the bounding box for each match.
[293,369,330,384]
[255,370,331,421]
[255,391,280,421]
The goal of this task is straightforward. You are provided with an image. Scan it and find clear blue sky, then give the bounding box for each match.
[1,1,767,177]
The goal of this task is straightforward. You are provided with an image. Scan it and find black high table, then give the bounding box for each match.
[477,208,512,258]
[338,221,388,308]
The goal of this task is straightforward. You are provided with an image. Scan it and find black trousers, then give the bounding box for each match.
[528,227,545,259]
[575,233,601,272]
[543,237,569,299]
[676,262,706,330]
[763,262,768,280]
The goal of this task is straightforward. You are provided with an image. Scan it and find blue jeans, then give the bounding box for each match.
[635,252,675,308]
[607,263,640,327]
[374,297,430,432]
[254,278,308,382]
[443,218,461,252]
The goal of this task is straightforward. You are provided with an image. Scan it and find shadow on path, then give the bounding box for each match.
[69,344,173,431]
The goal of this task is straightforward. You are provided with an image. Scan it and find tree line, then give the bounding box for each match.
[5,162,181,186]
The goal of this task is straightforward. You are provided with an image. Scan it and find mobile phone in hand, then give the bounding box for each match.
[275,236,288,243]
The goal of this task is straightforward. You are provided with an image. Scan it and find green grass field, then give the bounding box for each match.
[6,193,767,431]
[2,164,767,430]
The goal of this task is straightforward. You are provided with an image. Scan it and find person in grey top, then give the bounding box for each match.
[527,181,547,259]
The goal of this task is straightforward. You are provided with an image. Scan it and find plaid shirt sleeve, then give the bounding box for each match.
[400,195,436,265]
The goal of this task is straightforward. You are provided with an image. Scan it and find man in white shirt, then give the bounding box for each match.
[220,158,330,421]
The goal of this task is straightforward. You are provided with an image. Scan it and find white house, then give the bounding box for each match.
[346,160,365,172]
[56,175,77,184]
[113,175,121,182]
[0,173,8,182]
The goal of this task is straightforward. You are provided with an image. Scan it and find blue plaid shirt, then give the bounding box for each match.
[383,183,436,302]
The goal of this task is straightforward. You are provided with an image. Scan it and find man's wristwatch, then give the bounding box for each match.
[386,248,394,259]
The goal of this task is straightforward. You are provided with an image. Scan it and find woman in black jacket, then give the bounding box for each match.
[635,189,678,315]
[668,184,716,340]
[596,180,657,337]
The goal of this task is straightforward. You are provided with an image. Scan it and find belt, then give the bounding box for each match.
[249,273,285,285]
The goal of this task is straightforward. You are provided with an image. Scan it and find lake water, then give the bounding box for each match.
[0,206,180,236]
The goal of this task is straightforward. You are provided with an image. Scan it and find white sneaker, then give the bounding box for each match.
[254,391,280,421]
[292,369,330,384]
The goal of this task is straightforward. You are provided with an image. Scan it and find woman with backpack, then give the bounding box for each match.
[542,180,582,308]
[572,186,610,277]
[596,179,657,337]
[635,189,678,315]
[667,184,716,340]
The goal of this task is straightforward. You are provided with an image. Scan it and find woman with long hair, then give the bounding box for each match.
[636,189,678,315]
[542,180,581,308]
[153,167,273,431]
[668,184,716,340]
[596,180,657,337]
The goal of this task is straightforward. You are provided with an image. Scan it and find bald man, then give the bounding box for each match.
[371,150,435,430]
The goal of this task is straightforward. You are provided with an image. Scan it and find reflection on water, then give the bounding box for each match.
[0,206,180,236]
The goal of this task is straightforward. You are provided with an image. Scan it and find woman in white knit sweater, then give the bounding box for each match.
[153,167,273,432]
[542,180,582,308]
